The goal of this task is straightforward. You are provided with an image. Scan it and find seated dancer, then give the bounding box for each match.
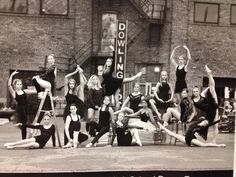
[149,70,174,120]
[170,45,191,104]
[63,65,87,145]
[64,104,88,148]
[102,46,142,111]
[32,54,57,96]
[86,75,104,137]
[4,112,56,149]
[111,112,142,147]
[119,82,144,114]
[126,97,159,132]
[191,65,220,143]
[86,96,114,148]
[162,88,195,127]
[8,70,36,139]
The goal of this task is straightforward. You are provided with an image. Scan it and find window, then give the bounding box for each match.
[194,2,219,24]
[149,24,161,46]
[0,0,27,14]
[231,5,236,24]
[40,0,68,16]
[100,13,117,54]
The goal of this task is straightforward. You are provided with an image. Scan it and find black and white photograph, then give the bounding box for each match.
[0,0,235,177]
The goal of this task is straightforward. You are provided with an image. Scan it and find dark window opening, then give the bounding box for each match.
[0,0,27,14]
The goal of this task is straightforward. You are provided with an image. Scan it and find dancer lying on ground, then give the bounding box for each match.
[170,45,191,104]
[8,70,36,139]
[4,112,56,149]
[64,104,88,148]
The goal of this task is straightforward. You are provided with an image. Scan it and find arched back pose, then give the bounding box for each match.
[126,98,159,133]
[86,75,104,136]
[149,70,174,120]
[102,47,142,111]
[112,112,142,147]
[191,65,220,144]
[63,104,88,148]
[162,88,195,127]
[63,65,87,145]
[86,96,114,148]
[170,45,191,104]
[32,54,57,96]
[4,112,56,149]
[8,70,36,139]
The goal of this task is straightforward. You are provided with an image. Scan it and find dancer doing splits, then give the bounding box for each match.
[4,112,56,149]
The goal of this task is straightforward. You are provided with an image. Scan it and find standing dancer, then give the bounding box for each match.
[192,65,220,144]
[170,45,191,104]
[8,70,35,139]
[149,70,174,120]
[63,65,87,145]
[86,75,104,136]
[4,112,56,149]
[32,54,57,96]
[86,96,114,147]
[102,46,142,111]
[64,104,88,148]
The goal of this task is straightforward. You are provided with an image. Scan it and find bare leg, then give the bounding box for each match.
[114,107,134,115]
[123,72,142,83]
[73,131,79,148]
[175,93,181,105]
[130,128,142,146]
[7,142,39,149]
[163,108,180,122]
[4,138,36,147]
[114,89,121,111]
[149,99,161,119]
[34,77,51,91]
[77,67,87,102]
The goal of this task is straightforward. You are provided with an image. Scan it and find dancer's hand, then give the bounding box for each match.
[183,45,188,50]
[11,70,19,76]
[14,123,22,127]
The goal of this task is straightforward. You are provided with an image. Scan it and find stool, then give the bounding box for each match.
[169,118,187,145]
[153,130,166,144]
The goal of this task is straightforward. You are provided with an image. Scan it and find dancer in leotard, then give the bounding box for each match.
[63,65,87,145]
[86,75,104,137]
[8,70,36,139]
[4,112,56,149]
[149,70,174,120]
[64,104,88,148]
[86,96,114,147]
[102,46,142,111]
[170,45,191,104]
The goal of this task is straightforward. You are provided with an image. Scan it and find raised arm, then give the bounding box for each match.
[8,70,19,99]
[183,45,191,72]
[170,46,180,68]
[121,96,130,108]
[64,65,80,96]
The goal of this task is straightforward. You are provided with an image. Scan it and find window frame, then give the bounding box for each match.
[40,0,69,16]
[230,4,236,25]
[194,1,220,24]
[0,0,28,14]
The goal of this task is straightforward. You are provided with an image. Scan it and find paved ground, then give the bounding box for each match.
[0,117,234,174]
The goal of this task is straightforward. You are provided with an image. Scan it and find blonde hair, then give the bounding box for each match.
[44,111,51,118]
[87,75,102,90]
[12,79,22,89]
[68,78,77,95]
[160,70,168,82]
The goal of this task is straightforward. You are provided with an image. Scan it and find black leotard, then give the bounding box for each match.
[129,93,142,112]
[140,112,149,122]
[98,107,111,127]
[87,88,104,109]
[23,124,55,148]
[115,117,132,146]
[175,66,187,93]
[15,91,28,139]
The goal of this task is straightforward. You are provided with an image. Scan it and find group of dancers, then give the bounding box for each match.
[4,45,226,149]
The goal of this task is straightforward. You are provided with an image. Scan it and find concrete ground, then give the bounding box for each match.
[0,117,234,174]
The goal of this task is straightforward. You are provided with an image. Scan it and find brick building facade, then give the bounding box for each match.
[0,0,235,106]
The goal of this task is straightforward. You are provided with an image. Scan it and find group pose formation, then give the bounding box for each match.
[4,45,226,150]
